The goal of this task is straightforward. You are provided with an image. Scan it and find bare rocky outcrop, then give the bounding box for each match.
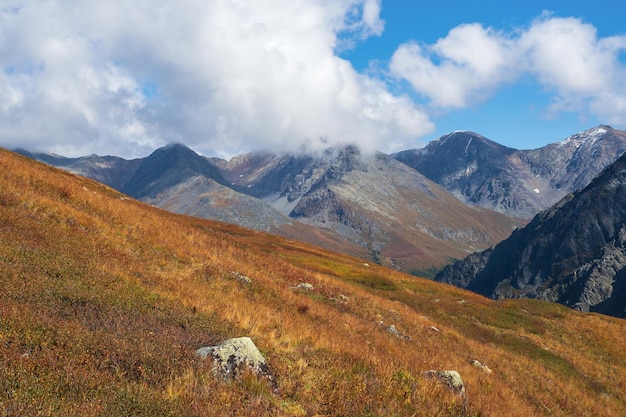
[196,337,277,391]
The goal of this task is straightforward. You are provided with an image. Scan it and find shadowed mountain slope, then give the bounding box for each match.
[120,143,231,199]
[436,152,626,318]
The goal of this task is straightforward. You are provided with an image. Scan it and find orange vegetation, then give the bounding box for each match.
[1,148,625,416]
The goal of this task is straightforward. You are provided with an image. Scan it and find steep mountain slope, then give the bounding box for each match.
[521,125,626,193]
[436,152,626,318]
[2,147,626,416]
[394,126,626,219]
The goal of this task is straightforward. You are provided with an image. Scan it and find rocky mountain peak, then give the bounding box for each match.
[393,131,515,186]
[556,125,614,150]
[120,142,229,199]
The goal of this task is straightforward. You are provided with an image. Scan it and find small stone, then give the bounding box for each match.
[230,271,252,284]
[429,326,441,333]
[425,370,466,397]
[470,359,492,374]
[387,324,400,336]
[293,283,314,291]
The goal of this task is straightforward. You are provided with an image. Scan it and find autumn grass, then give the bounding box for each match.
[1,148,626,416]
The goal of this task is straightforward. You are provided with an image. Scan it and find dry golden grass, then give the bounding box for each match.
[1,147,626,416]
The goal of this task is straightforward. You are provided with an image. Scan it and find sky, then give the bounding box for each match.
[1,0,625,159]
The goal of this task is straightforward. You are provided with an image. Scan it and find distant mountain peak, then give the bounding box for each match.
[557,125,615,149]
[120,143,229,199]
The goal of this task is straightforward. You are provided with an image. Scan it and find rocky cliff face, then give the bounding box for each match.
[394,126,626,219]
[436,153,626,318]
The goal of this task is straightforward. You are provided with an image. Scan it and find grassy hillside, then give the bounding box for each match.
[1,148,625,416]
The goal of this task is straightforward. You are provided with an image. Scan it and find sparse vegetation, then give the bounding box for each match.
[1,148,626,416]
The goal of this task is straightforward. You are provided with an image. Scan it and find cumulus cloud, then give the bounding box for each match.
[390,24,517,108]
[0,0,432,158]
[390,14,626,123]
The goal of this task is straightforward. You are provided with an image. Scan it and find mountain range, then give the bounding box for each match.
[17,144,519,271]
[17,125,626,274]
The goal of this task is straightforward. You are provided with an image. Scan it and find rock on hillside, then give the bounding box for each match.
[394,126,626,219]
[196,337,277,391]
[436,152,626,318]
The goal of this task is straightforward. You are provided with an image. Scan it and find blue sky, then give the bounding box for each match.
[340,1,626,149]
[0,1,625,158]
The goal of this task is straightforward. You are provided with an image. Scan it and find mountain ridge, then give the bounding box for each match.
[393,125,626,219]
[16,125,626,272]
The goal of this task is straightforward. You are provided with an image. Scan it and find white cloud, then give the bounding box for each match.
[519,15,626,119]
[390,24,518,108]
[0,0,429,158]
[390,14,626,123]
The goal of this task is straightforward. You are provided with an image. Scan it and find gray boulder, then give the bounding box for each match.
[196,337,277,390]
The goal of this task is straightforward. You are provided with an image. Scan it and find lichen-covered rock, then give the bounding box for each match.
[425,370,466,397]
[196,337,277,390]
